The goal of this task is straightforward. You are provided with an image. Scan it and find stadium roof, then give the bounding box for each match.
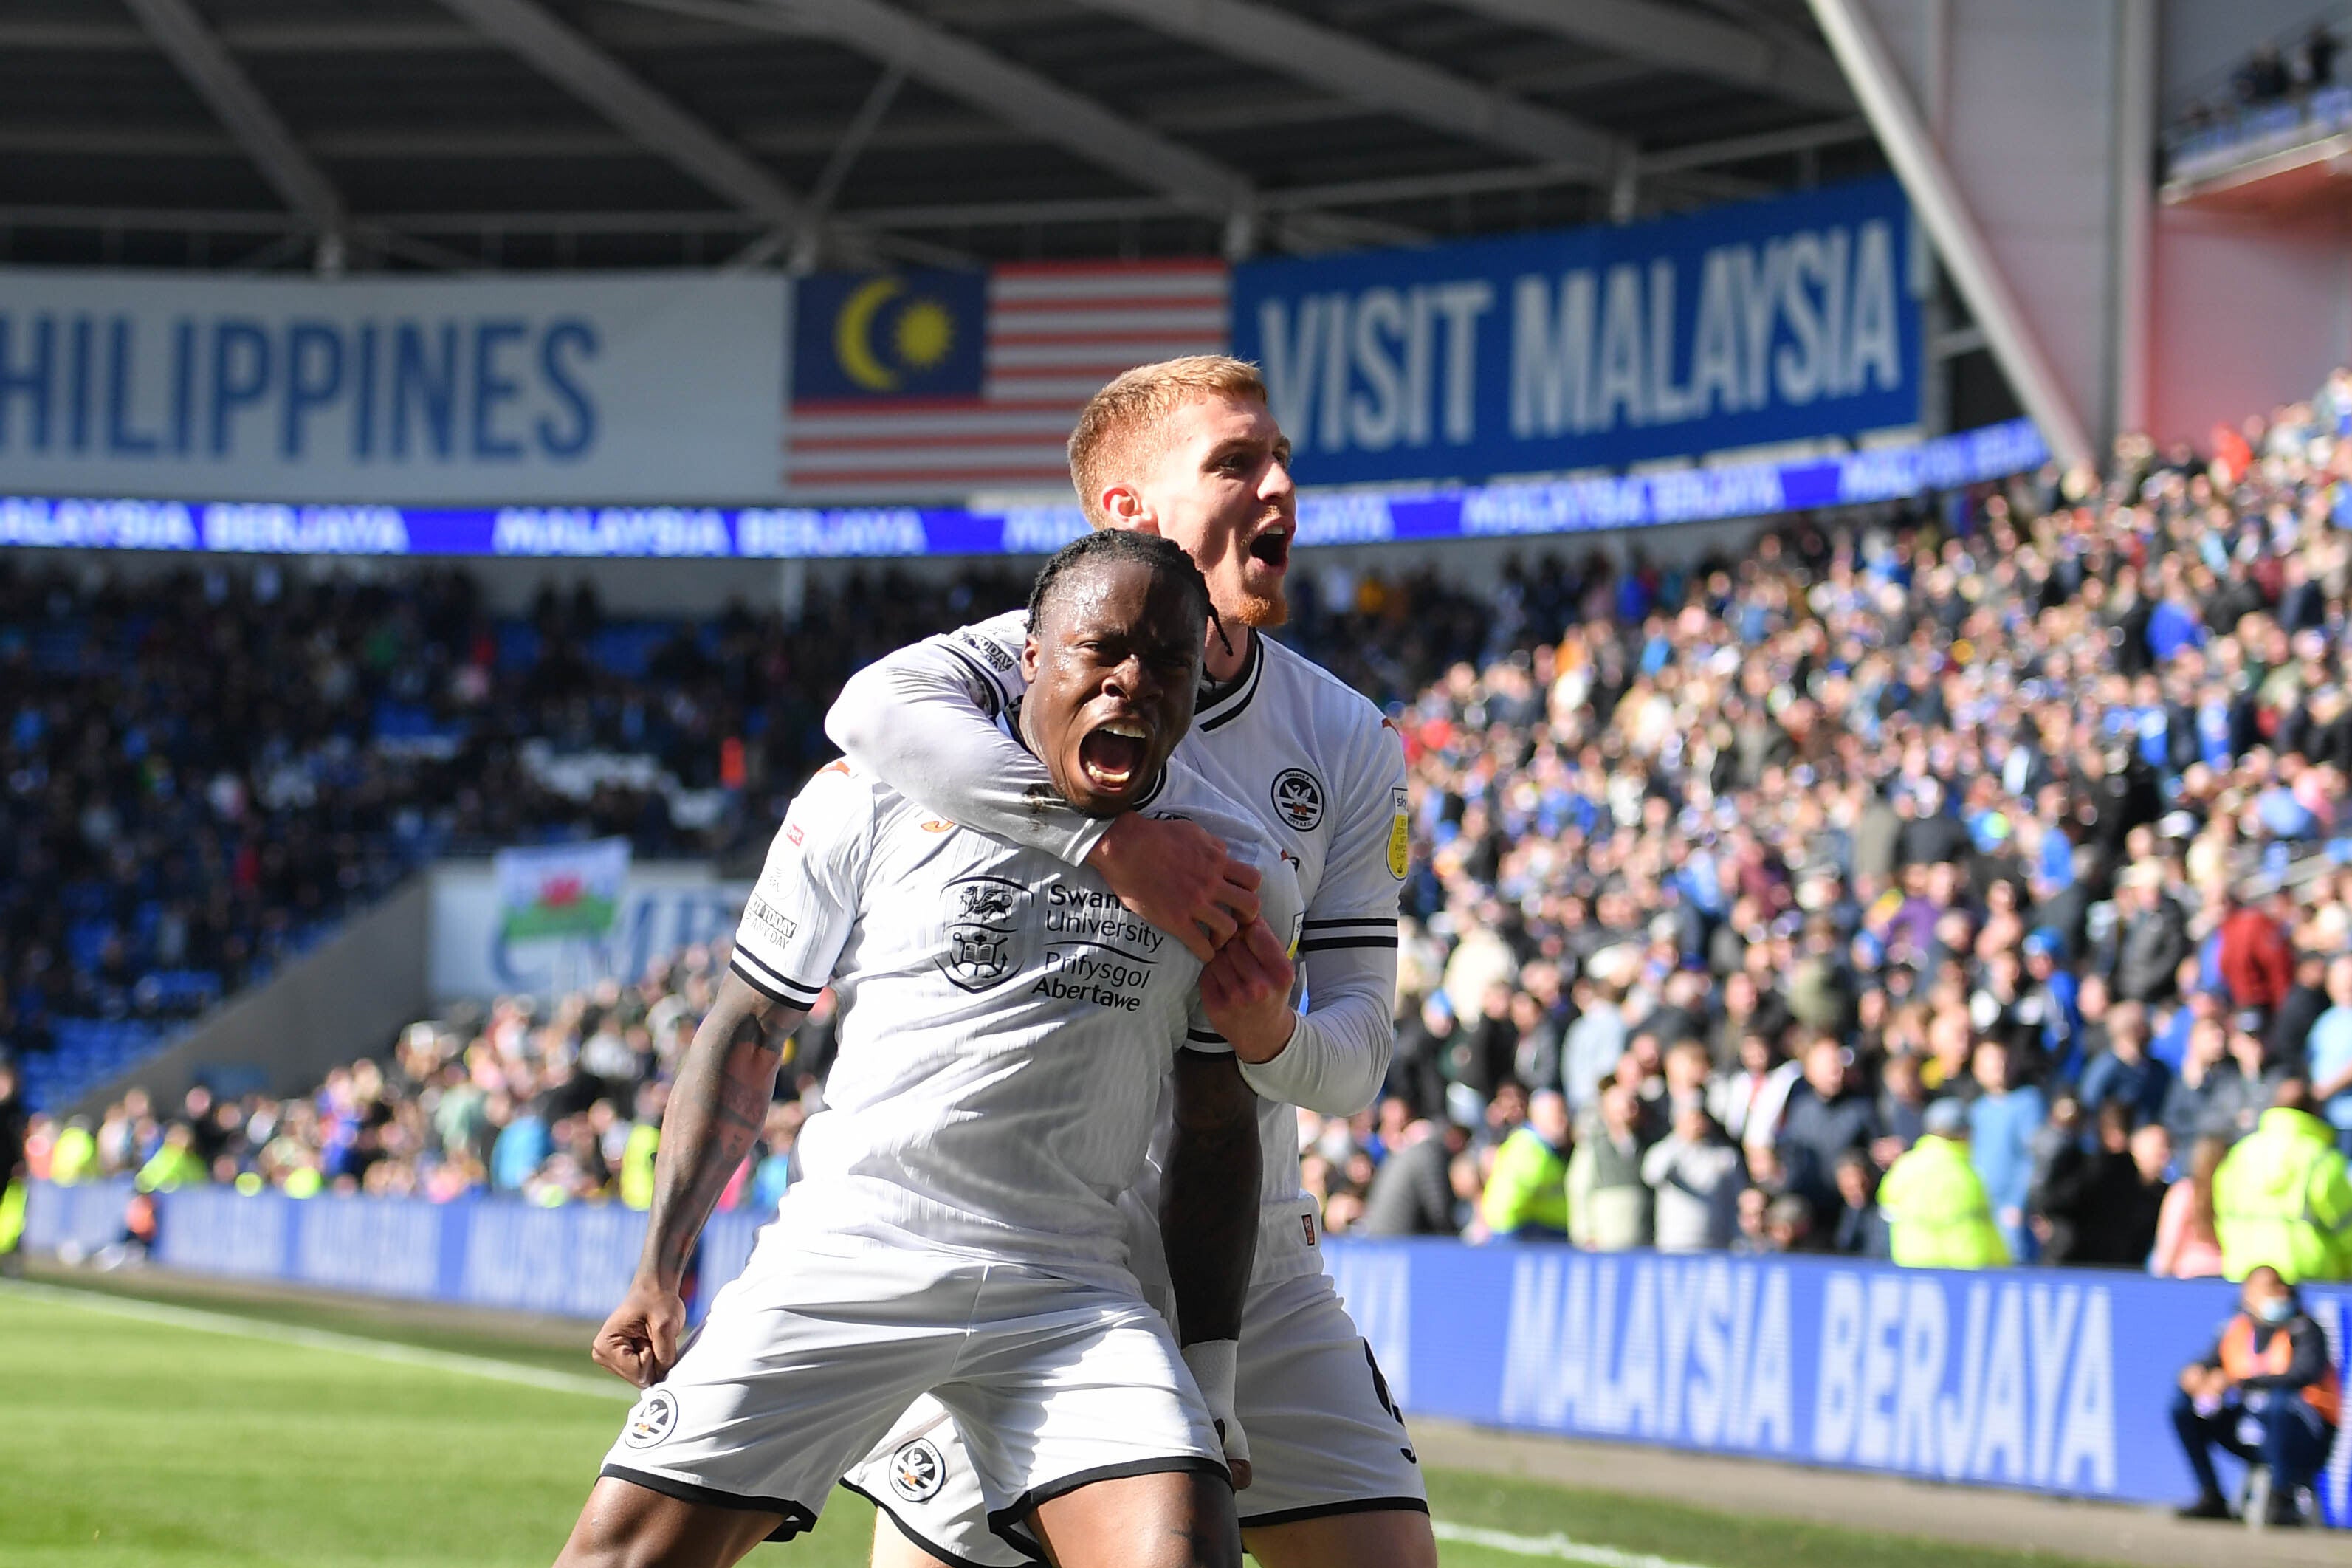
[0,0,1887,272]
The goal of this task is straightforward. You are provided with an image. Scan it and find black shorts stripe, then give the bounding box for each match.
[1186,1028,1228,1044]
[1302,917,1398,932]
[984,1456,1230,1549]
[729,951,822,1006]
[1298,935,1400,953]
[1238,1496,1431,1530]
[938,641,1009,715]
[842,1480,1028,1568]
[597,1464,818,1543]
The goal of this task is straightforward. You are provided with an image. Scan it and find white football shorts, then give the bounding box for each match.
[598,1237,1225,1547]
[846,1269,1428,1564]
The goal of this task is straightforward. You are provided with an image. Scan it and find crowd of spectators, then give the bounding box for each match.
[1302,368,2352,1281]
[18,368,2352,1285]
[0,556,1032,1066]
[20,944,822,1223]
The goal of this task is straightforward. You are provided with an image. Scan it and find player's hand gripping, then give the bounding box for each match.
[1086,814,1262,963]
[592,1273,687,1389]
[1198,918,1297,1064]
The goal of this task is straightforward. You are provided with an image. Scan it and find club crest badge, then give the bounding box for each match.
[890,1437,946,1502]
[622,1389,678,1448]
[1271,768,1325,833]
[940,875,1028,992]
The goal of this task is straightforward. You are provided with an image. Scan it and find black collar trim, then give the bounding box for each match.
[1196,631,1265,733]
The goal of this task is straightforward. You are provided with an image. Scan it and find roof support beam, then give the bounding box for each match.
[1806,0,2092,470]
[1448,0,1852,113]
[433,0,822,247]
[120,0,346,260]
[627,0,1304,247]
[1066,0,1626,177]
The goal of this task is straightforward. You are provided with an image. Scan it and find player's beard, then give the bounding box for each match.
[1234,578,1289,628]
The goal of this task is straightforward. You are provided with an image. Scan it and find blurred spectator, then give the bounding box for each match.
[1642,1104,1741,1251]
[2078,1001,2170,1129]
[1477,1090,1569,1241]
[1362,1115,1471,1237]
[1969,1040,2048,1260]
[1829,1148,1891,1258]
[2153,1135,2230,1279]
[1881,1099,2009,1269]
[1773,1039,1878,1216]
[1568,1080,1651,1251]
[2214,1078,2352,1282]
[2306,954,2352,1156]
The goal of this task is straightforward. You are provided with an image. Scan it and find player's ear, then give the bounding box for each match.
[1021,634,1041,683]
[1099,483,1157,534]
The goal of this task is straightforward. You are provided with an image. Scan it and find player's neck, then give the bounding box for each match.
[1203,621,1254,685]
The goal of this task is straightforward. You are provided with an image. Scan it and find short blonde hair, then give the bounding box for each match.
[1067,355,1268,528]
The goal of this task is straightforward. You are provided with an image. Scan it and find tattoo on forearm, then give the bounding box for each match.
[639,985,796,1285]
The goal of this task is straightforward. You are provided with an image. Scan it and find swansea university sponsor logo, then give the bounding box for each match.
[940,876,1028,993]
[1034,883,1165,1013]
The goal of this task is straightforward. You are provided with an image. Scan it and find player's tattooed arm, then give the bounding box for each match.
[637,972,803,1290]
[594,971,804,1388]
[1160,1050,1261,1344]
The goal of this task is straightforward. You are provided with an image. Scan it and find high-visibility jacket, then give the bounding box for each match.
[2214,1107,2352,1283]
[134,1143,206,1193]
[47,1126,97,1185]
[620,1122,660,1211]
[1480,1127,1569,1237]
[2218,1311,2342,1424]
[1880,1135,2009,1269]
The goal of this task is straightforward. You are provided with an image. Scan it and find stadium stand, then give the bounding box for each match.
[24,365,2352,1279]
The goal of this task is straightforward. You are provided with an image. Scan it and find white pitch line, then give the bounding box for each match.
[0,1277,630,1401]
[1430,1520,1715,1568]
[12,1279,1717,1568]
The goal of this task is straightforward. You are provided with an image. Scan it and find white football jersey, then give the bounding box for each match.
[932,612,1408,1279]
[729,753,1302,1289]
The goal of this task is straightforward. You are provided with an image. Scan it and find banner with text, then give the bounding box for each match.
[1232,179,1921,486]
[0,269,788,503]
[22,1184,2347,1526]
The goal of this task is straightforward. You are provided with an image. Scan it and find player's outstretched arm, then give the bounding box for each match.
[593,972,803,1389]
[826,633,1260,962]
[827,633,1109,863]
[1161,1046,1262,1488]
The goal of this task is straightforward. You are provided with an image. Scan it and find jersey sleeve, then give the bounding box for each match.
[1237,712,1406,1114]
[822,610,1115,867]
[727,763,874,1012]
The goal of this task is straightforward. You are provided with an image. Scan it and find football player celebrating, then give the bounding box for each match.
[830,357,1432,1568]
[555,530,1301,1568]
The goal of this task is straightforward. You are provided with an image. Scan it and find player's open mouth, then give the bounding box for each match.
[1248,527,1292,572]
[1078,719,1149,792]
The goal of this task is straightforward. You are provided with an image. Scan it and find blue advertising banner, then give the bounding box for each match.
[0,418,2040,561]
[0,269,790,504]
[1232,179,1922,486]
[41,1186,2337,1526]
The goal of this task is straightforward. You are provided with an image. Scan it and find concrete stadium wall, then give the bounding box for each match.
[72,878,432,1119]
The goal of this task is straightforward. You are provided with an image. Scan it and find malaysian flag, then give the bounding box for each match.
[785,261,1230,501]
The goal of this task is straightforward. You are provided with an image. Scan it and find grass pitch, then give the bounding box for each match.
[1,1273,2128,1568]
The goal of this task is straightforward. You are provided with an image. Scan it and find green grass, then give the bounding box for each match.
[1,1274,2130,1568]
